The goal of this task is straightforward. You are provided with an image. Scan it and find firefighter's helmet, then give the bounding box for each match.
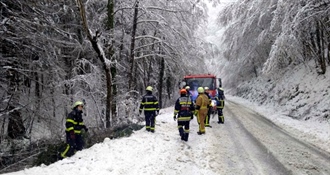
[146,86,153,91]
[204,87,209,91]
[185,86,190,90]
[72,101,84,109]
[197,87,204,93]
[180,89,187,94]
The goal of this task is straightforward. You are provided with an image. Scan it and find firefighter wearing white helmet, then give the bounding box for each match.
[60,100,88,159]
[204,87,212,128]
[139,86,159,133]
[185,86,193,101]
[194,87,210,135]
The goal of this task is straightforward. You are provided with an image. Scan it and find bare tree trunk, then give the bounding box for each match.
[316,21,326,74]
[76,0,113,128]
[128,1,139,90]
[107,0,117,124]
[6,70,25,139]
[35,72,41,122]
[158,57,165,109]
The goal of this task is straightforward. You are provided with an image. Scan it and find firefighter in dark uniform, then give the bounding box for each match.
[215,86,226,124]
[139,86,159,133]
[60,101,88,159]
[174,89,194,141]
[185,86,194,120]
[204,87,212,128]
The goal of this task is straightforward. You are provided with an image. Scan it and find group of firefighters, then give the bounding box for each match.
[173,85,225,141]
[139,84,225,142]
[59,84,225,159]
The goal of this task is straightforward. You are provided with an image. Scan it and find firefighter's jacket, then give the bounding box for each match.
[195,93,210,115]
[215,87,225,108]
[139,91,159,114]
[174,95,194,121]
[65,108,86,135]
[217,87,225,100]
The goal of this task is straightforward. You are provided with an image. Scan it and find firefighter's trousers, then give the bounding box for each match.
[177,116,191,141]
[145,111,156,132]
[204,107,212,126]
[60,133,84,158]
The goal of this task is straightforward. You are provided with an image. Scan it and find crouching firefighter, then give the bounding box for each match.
[173,89,194,141]
[60,101,88,159]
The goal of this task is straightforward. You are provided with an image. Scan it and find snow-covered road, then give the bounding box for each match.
[226,100,330,175]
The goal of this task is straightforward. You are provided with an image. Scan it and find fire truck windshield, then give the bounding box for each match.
[185,77,216,90]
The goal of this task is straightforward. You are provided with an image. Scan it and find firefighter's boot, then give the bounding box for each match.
[184,133,189,141]
[220,116,224,124]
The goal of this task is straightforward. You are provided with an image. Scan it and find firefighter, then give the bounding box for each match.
[60,101,88,159]
[173,89,194,141]
[185,86,194,120]
[216,86,226,124]
[195,87,210,135]
[139,86,159,133]
[204,87,212,128]
[185,86,191,98]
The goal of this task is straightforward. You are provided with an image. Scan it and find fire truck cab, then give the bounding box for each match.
[179,74,221,114]
[180,74,221,100]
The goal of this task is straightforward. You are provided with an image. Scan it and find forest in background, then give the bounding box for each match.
[205,0,330,120]
[214,0,330,88]
[0,0,218,172]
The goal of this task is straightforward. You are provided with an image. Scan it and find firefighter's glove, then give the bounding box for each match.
[70,131,75,140]
[191,115,194,120]
[194,110,198,116]
[82,125,88,132]
[173,115,177,121]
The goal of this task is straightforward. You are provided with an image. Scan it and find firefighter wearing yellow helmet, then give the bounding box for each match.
[60,100,88,159]
[194,87,210,135]
[139,86,160,133]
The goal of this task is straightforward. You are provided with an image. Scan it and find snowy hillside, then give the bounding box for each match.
[234,61,330,122]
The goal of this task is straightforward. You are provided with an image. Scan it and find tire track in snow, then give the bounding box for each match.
[227,100,330,175]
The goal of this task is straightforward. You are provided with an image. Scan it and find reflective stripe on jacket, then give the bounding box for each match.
[139,92,159,113]
[174,96,194,121]
[65,108,85,134]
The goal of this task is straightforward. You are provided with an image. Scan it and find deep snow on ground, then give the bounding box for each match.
[4,95,329,175]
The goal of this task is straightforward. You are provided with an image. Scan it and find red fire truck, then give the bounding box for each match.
[181,74,220,99]
[180,74,222,113]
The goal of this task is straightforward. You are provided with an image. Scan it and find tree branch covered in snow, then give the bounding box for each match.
[216,0,330,88]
